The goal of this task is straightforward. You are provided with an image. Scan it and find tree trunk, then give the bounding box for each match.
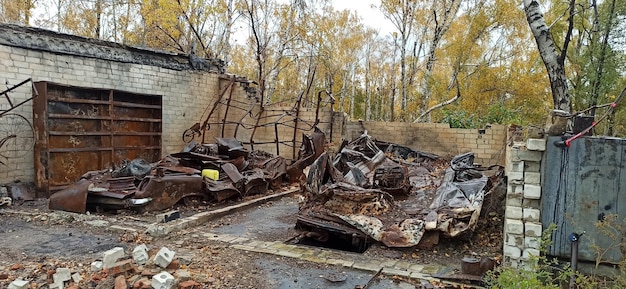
[523,0,571,112]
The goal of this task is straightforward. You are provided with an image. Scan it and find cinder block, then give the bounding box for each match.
[103,247,125,269]
[505,233,524,247]
[151,271,175,289]
[523,184,541,199]
[524,161,541,172]
[527,138,547,151]
[523,199,541,209]
[8,279,29,289]
[506,194,522,207]
[523,208,541,222]
[525,236,541,249]
[522,248,541,260]
[505,219,524,235]
[53,268,71,283]
[507,172,524,182]
[503,245,521,259]
[525,222,542,237]
[510,161,524,173]
[524,172,541,184]
[91,261,103,272]
[133,244,149,265]
[154,247,176,268]
[512,150,543,162]
[505,206,523,220]
[71,272,83,283]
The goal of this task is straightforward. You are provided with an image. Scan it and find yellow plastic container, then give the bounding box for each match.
[202,169,219,180]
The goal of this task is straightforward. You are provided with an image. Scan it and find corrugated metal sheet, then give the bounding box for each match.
[33,82,162,194]
[543,136,626,263]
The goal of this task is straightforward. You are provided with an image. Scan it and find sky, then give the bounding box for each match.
[330,0,395,36]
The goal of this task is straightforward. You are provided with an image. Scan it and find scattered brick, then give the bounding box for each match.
[114,275,127,289]
[178,280,202,289]
[104,259,135,276]
[166,259,180,270]
[10,264,23,270]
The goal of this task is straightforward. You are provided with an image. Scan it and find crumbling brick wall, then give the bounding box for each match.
[0,24,239,184]
[343,121,507,165]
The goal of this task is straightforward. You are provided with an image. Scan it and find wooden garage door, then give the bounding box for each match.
[33,82,162,194]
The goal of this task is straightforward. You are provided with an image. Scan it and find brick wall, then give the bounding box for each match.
[502,138,546,267]
[0,35,234,184]
[343,121,507,165]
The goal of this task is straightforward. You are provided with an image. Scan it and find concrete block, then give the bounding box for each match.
[507,172,524,182]
[522,248,541,260]
[154,247,175,268]
[72,272,83,283]
[527,138,546,151]
[505,233,524,247]
[512,150,543,162]
[133,244,149,265]
[507,183,522,195]
[525,237,541,249]
[506,194,522,207]
[523,184,541,199]
[49,281,64,289]
[524,161,541,172]
[156,210,180,223]
[91,261,103,272]
[503,245,521,259]
[103,247,125,269]
[53,267,71,283]
[510,161,524,173]
[505,219,524,235]
[523,208,541,222]
[8,279,29,289]
[524,172,541,184]
[525,222,542,237]
[505,206,523,219]
[523,198,541,209]
[151,271,175,289]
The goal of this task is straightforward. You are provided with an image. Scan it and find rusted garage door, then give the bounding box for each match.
[33,82,162,194]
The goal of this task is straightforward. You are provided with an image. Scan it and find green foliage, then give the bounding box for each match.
[485,223,596,289]
[440,102,523,129]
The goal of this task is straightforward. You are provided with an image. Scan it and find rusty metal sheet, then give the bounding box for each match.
[204,178,240,202]
[33,81,162,194]
[134,174,205,212]
[49,178,90,213]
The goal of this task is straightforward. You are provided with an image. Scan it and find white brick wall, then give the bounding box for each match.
[0,44,229,185]
[503,137,546,267]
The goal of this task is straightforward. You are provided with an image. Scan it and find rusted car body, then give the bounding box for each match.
[296,133,503,249]
[49,139,288,213]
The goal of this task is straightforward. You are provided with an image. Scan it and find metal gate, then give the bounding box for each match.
[33,82,162,194]
[542,136,626,264]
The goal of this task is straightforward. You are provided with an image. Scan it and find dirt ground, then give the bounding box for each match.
[0,184,504,289]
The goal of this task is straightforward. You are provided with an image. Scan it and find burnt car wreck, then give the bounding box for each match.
[295,133,503,250]
[49,138,288,213]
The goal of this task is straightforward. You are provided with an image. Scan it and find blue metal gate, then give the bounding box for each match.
[542,136,626,264]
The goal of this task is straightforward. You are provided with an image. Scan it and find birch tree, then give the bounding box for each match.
[523,0,571,112]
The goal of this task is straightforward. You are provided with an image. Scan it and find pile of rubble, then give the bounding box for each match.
[295,132,504,249]
[5,245,200,289]
[49,137,288,214]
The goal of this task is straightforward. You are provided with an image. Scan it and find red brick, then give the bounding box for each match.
[10,264,23,270]
[105,259,135,276]
[179,280,202,289]
[115,275,127,289]
[166,259,180,270]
